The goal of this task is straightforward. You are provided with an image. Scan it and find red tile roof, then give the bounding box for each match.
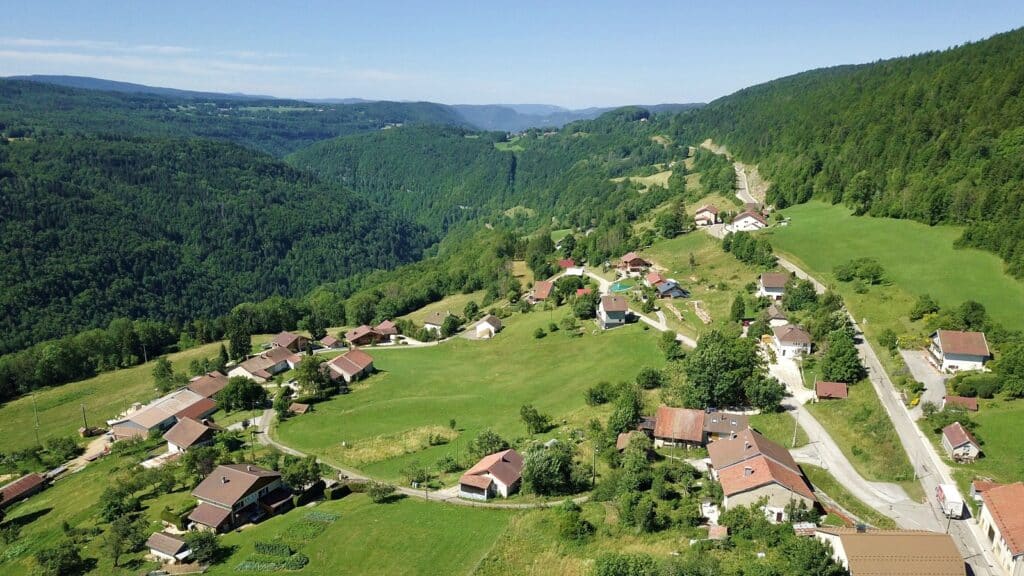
[320,334,340,347]
[0,473,45,509]
[718,454,815,501]
[461,449,523,487]
[981,482,1024,555]
[345,325,380,343]
[174,397,217,421]
[695,205,719,215]
[733,210,767,226]
[459,474,493,490]
[934,330,990,358]
[653,406,705,443]
[707,429,799,473]
[620,252,651,266]
[187,371,229,398]
[326,349,374,379]
[576,288,592,296]
[760,272,791,289]
[942,422,980,450]
[600,295,629,313]
[271,331,305,349]
[558,259,575,269]
[375,320,399,336]
[645,272,665,285]
[815,381,849,399]
[943,395,979,411]
[532,281,553,300]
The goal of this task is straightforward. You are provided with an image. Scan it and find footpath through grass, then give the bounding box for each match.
[276,311,663,482]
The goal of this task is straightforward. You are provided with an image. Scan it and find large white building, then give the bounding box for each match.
[929,330,990,373]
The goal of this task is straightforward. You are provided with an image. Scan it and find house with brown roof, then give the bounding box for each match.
[979,482,1024,576]
[772,324,812,358]
[270,331,310,353]
[475,315,502,339]
[653,406,705,448]
[0,473,46,510]
[228,346,301,383]
[598,295,629,330]
[814,526,965,576]
[163,417,216,453]
[187,371,229,398]
[319,334,342,349]
[929,330,990,373]
[325,349,374,384]
[345,325,385,347]
[943,395,979,412]
[288,402,310,415]
[529,280,554,304]
[558,258,576,269]
[109,388,215,440]
[146,532,191,564]
[458,449,524,500]
[694,205,719,227]
[423,311,449,334]
[375,320,399,338]
[765,304,788,327]
[941,422,982,462]
[618,252,652,274]
[644,271,666,288]
[188,464,292,532]
[757,272,790,300]
[703,411,749,441]
[815,381,849,401]
[731,210,768,232]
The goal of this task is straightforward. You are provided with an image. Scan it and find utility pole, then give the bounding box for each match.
[791,411,799,448]
[32,393,41,446]
[81,403,89,430]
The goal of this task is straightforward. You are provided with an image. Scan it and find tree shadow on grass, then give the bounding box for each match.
[6,506,52,528]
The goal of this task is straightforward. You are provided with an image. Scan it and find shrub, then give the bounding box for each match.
[283,553,310,570]
[253,541,292,557]
[533,327,546,339]
[436,454,460,473]
[584,381,616,406]
[367,482,397,503]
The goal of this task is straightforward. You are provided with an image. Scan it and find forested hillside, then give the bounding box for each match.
[0,79,467,156]
[0,136,432,353]
[667,27,1024,275]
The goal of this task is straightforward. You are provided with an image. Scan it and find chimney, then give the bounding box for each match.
[856,523,867,533]
[247,465,254,472]
[743,466,753,476]
[221,476,228,483]
[744,441,751,450]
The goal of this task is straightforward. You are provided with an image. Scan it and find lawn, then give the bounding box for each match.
[275,311,664,482]
[801,465,897,529]
[207,495,511,576]
[939,399,1024,490]
[400,290,489,325]
[550,228,572,244]
[805,382,919,497]
[0,341,226,453]
[611,170,672,192]
[749,411,808,448]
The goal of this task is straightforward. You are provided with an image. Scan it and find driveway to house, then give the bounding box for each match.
[767,353,815,405]
[583,270,697,348]
[900,349,950,419]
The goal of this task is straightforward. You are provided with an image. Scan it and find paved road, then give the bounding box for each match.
[734,164,758,205]
[900,349,949,420]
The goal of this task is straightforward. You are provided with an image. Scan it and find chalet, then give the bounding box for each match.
[110,388,215,440]
[288,402,310,415]
[652,406,705,448]
[186,371,228,398]
[929,330,990,373]
[772,325,812,358]
[459,449,524,501]
[943,395,979,412]
[530,281,554,303]
[731,210,767,232]
[163,417,215,453]
[228,346,301,383]
[941,422,982,462]
[346,325,385,347]
[375,320,399,339]
[694,205,719,226]
[598,295,629,329]
[146,532,191,564]
[765,304,788,327]
[708,429,815,522]
[815,381,849,401]
[326,349,374,383]
[978,482,1024,576]
[475,315,503,339]
[0,473,46,510]
[703,412,749,440]
[423,311,449,334]
[644,271,666,288]
[557,258,575,269]
[655,279,688,299]
[270,331,309,353]
[319,334,342,349]
[757,272,790,300]
[814,527,964,576]
[618,252,652,274]
[188,464,292,532]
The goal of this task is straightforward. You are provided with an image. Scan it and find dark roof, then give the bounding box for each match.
[815,381,849,399]
[0,473,45,508]
[600,295,629,313]
[187,371,229,398]
[708,429,800,473]
[479,315,502,330]
[934,330,990,358]
[188,502,232,529]
[943,395,979,411]
[942,422,980,450]
[175,397,217,421]
[653,406,705,443]
[703,412,749,435]
[146,532,188,556]
[271,331,305,349]
[162,417,215,449]
[191,464,281,508]
[760,272,790,289]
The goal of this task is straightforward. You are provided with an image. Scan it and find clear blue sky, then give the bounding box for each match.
[2,1,1022,107]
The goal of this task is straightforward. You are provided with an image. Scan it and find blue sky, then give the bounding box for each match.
[1,1,1022,107]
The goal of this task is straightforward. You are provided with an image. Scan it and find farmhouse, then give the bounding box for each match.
[146,532,191,564]
[375,319,400,339]
[644,271,666,287]
[765,304,788,327]
[702,412,749,440]
[815,381,848,401]
[530,280,554,303]
[731,210,767,232]
[163,417,215,453]
[228,346,301,383]
[694,205,719,226]
[188,464,292,532]
[598,295,629,329]
[458,449,524,501]
[0,473,46,510]
[941,422,982,462]
[943,395,979,412]
[326,348,375,383]
[557,258,575,269]
[652,406,705,448]
[110,388,216,440]
[288,402,310,415]
[618,252,652,274]
[929,330,990,373]
[813,527,964,576]
[186,371,228,398]
[270,331,309,353]
[654,279,688,299]
[758,272,790,300]
[346,325,385,347]
[978,482,1024,576]
[423,311,449,334]
[475,315,502,339]
[319,334,342,349]
[772,325,812,358]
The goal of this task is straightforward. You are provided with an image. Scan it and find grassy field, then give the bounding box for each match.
[0,341,227,453]
[400,291,488,325]
[749,411,808,448]
[802,465,897,529]
[611,170,672,192]
[936,399,1024,489]
[207,495,511,576]
[550,228,572,244]
[806,382,920,498]
[275,311,663,482]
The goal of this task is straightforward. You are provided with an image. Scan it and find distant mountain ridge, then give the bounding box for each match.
[8,74,275,100]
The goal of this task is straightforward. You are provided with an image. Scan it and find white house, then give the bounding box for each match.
[941,422,982,463]
[813,527,964,576]
[758,272,790,300]
[730,210,767,232]
[929,330,990,373]
[978,482,1024,576]
[146,532,191,564]
[423,311,448,335]
[227,346,301,383]
[598,295,629,329]
[458,449,523,500]
[694,205,720,226]
[475,315,502,339]
[772,325,812,358]
[162,417,215,454]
